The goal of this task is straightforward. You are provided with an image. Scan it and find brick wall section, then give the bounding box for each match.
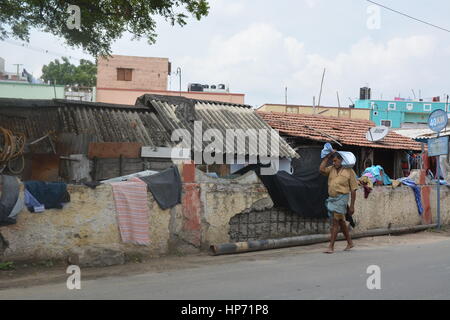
[97,55,169,91]
[229,208,329,242]
[181,161,202,247]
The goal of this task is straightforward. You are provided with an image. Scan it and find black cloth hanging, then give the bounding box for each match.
[255,148,329,218]
[139,166,182,210]
[24,181,69,211]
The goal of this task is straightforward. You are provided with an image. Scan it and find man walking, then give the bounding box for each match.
[320,151,358,254]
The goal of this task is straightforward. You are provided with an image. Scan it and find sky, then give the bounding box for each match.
[2,0,450,107]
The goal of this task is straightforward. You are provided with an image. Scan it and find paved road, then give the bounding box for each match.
[1,239,450,299]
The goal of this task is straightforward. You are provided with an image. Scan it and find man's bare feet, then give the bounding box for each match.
[344,243,354,251]
[324,248,334,254]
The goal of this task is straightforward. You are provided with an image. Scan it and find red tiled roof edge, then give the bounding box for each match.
[256,111,422,151]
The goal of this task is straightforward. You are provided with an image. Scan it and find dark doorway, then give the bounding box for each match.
[373,149,395,178]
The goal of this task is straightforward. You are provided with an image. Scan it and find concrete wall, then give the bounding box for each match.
[1,167,449,262]
[353,185,450,231]
[0,167,267,261]
[0,82,65,99]
[0,184,172,261]
[96,88,245,105]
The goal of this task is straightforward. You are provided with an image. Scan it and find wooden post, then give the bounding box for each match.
[119,154,123,176]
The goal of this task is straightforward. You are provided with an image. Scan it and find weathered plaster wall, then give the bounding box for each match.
[0,184,172,261]
[354,186,423,232]
[354,185,450,231]
[196,170,271,248]
[227,184,450,242]
[1,168,449,262]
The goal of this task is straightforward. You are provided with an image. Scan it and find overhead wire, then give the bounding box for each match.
[366,0,450,33]
[1,38,86,62]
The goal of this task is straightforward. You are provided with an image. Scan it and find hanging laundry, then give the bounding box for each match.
[24,189,45,213]
[391,180,402,188]
[258,169,328,219]
[399,178,424,216]
[0,175,20,226]
[358,176,373,199]
[362,165,392,185]
[111,178,150,245]
[139,166,182,210]
[24,181,70,212]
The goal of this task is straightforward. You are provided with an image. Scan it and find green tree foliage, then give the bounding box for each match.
[41,57,97,87]
[0,0,209,56]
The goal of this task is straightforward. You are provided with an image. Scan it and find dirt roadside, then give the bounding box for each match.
[1,228,449,291]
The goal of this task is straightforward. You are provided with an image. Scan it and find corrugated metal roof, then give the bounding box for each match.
[136,94,299,158]
[393,128,436,140]
[0,98,173,151]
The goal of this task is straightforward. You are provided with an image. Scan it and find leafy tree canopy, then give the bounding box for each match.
[0,0,209,56]
[41,57,97,87]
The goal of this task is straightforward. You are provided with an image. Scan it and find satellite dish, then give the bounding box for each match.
[366,126,389,142]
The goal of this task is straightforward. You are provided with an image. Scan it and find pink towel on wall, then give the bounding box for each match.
[111,178,150,245]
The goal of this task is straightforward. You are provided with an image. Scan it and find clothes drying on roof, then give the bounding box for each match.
[139,166,182,210]
[0,175,20,226]
[23,181,70,212]
[111,178,150,245]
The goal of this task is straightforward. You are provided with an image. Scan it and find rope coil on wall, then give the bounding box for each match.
[0,127,26,174]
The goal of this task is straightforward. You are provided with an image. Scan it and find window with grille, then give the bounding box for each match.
[117,68,133,81]
[381,120,392,127]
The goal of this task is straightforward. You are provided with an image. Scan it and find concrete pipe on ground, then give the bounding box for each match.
[209,224,438,256]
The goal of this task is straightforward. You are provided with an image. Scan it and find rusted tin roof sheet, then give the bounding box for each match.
[0,98,173,154]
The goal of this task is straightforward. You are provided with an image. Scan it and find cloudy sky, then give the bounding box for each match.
[2,0,450,107]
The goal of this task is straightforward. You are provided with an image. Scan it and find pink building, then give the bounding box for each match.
[96,55,245,105]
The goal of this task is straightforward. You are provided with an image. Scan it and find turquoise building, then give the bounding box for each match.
[355,99,450,128]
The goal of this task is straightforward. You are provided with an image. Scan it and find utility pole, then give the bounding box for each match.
[13,64,23,77]
[336,92,341,118]
[313,96,316,114]
[176,67,182,96]
[317,68,326,108]
[285,87,288,106]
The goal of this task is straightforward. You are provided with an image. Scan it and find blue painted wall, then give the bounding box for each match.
[355,99,449,128]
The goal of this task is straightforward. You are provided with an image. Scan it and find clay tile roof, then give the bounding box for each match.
[257,111,422,151]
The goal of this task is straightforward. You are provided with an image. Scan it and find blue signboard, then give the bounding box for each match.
[428,136,449,157]
[428,109,448,132]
